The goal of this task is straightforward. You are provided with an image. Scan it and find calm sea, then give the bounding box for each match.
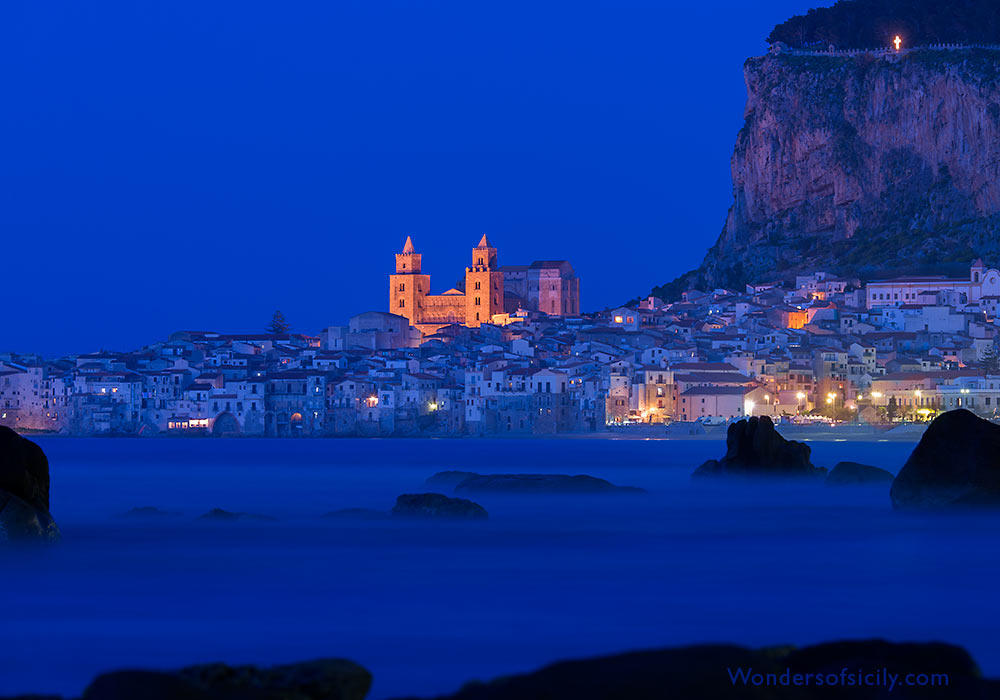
[3,437,998,698]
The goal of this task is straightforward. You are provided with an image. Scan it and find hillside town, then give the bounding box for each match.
[4,256,1000,437]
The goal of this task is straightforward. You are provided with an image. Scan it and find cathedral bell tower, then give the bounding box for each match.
[389,236,429,325]
[465,234,505,327]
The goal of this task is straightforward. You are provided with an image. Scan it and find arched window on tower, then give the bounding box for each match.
[399,299,405,308]
[399,282,405,291]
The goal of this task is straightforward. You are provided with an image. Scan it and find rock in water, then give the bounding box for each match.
[0,426,49,510]
[454,474,643,494]
[692,416,821,478]
[81,671,207,700]
[424,471,479,488]
[392,493,488,520]
[82,658,372,700]
[0,426,59,542]
[196,508,277,522]
[891,409,1000,508]
[825,462,894,486]
[391,638,984,700]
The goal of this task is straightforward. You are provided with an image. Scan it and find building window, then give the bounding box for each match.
[474,281,481,290]
[398,299,405,308]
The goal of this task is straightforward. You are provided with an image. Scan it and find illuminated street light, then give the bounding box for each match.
[796,392,806,401]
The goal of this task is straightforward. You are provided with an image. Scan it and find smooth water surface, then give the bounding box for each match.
[4,437,998,698]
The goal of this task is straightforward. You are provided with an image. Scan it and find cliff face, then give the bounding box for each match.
[682,49,1000,292]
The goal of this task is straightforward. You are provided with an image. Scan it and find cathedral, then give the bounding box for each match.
[389,235,580,334]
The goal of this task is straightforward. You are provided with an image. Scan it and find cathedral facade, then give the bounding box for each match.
[389,235,580,334]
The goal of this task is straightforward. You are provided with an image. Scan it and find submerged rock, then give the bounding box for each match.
[82,658,371,700]
[692,416,822,478]
[392,493,488,520]
[825,462,894,486]
[197,508,277,522]
[424,471,479,488]
[454,474,643,495]
[0,426,59,542]
[891,409,1000,509]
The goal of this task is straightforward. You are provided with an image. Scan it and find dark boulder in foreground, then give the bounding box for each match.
[197,508,277,522]
[0,425,59,542]
[453,473,643,495]
[393,639,987,700]
[825,462,894,486]
[5,640,996,699]
[892,409,1000,509]
[692,416,822,478]
[81,658,371,700]
[392,493,488,520]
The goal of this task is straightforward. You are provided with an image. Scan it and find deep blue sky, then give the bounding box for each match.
[3,0,822,356]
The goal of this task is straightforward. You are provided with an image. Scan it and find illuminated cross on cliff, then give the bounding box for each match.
[894,35,902,51]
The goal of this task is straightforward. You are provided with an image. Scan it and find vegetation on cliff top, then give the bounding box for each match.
[768,0,1000,49]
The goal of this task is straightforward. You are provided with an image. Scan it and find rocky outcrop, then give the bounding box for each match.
[0,426,59,542]
[392,493,488,520]
[450,473,643,495]
[891,409,1000,508]
[655,47,1000,295]
[81,658,371,700]
[826,461,895,486]
[693,416,823,478]
[393,639,988,699]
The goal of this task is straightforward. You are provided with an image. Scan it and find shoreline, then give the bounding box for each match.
[20,425,926,442]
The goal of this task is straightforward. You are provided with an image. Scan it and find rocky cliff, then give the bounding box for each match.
[657,48,1000,296]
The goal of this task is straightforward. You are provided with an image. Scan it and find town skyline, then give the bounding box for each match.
[5,256,1000,437]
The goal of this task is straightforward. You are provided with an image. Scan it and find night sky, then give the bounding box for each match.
[3,0,821,356]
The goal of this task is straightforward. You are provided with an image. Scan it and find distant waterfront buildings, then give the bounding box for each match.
[3,258,1000,436]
